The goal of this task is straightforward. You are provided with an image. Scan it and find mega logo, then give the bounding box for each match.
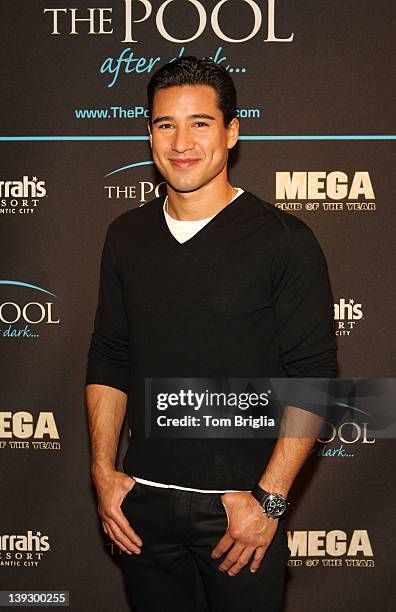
[44,0,294,44]
[0,281,60,339]
[0,412,61,450]
[0,410,61,450]
[0,412,59,439]
[275,171,376,212]
[287,530,374,567]
[334,298,363,337]
[0,176,47,215]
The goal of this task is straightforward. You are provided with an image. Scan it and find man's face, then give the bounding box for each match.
[147,84,239,193]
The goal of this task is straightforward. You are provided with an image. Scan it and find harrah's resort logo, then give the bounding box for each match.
[0,176,47,215]
[287,529,374,568]
[0,531,50,568]
[275,171,375,212]
[0,411,61,451]
[334,297,363,337]
[0,281,60,339]
[104,160,166,205]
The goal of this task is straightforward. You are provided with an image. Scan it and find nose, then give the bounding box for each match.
[171,126,194,153]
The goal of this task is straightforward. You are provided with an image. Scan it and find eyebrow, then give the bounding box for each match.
[152,113,216,125]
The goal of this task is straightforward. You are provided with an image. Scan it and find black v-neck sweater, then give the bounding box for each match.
[86,190,337,489]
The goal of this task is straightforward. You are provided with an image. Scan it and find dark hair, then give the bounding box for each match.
[147,56,237,128]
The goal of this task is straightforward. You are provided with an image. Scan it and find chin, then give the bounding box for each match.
[166,179,204,194]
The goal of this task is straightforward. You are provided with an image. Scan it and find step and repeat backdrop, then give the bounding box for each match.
[1,1,395,610]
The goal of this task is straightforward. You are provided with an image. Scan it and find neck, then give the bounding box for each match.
[165,182,237,221]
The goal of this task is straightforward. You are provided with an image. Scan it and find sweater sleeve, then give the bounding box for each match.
[85,223,131,394]
[271,224,338,379]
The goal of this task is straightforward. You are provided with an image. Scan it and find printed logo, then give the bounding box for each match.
[0,176,47,215]
[275,171,376,213]
[44,1,294,45]
[334,298,364,336]
[43,4,294,88]
[0,531,51,568]
[287,529,374,568]
[0,281,61,340]
[313,421,375,459]
[104,160,166,204]
[0,411,61,451]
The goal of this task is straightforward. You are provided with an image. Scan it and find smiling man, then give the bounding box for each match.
[148,82,238,217]
[85,56,337,611]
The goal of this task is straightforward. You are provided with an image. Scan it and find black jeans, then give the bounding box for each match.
[120,482,290,612]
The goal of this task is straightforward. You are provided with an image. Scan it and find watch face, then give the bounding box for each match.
[264,494,287,517]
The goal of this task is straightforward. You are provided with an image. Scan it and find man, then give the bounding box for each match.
[85,56,337,611]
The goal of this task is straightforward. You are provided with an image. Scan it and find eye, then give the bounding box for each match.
[158,123,172,129]
[194,122,208,127]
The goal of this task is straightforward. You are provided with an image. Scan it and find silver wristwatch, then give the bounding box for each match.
[250,484,289,519]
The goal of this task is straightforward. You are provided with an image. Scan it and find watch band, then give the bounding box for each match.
[250,483,271,506]
[251,484,269,506]
[250,483,289,518]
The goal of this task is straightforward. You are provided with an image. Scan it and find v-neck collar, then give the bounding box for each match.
[157,190,250,251]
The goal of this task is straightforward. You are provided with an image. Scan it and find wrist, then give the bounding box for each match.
[258,480,289,498]
[250,483,289,519]
[91,462,116,484]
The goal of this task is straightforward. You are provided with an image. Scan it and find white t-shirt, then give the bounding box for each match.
[163,187,245,244]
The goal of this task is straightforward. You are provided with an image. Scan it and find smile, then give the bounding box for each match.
[169,159,200,168]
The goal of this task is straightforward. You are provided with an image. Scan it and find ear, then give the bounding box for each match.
[226,117,239,150]
[147,121,153,148]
